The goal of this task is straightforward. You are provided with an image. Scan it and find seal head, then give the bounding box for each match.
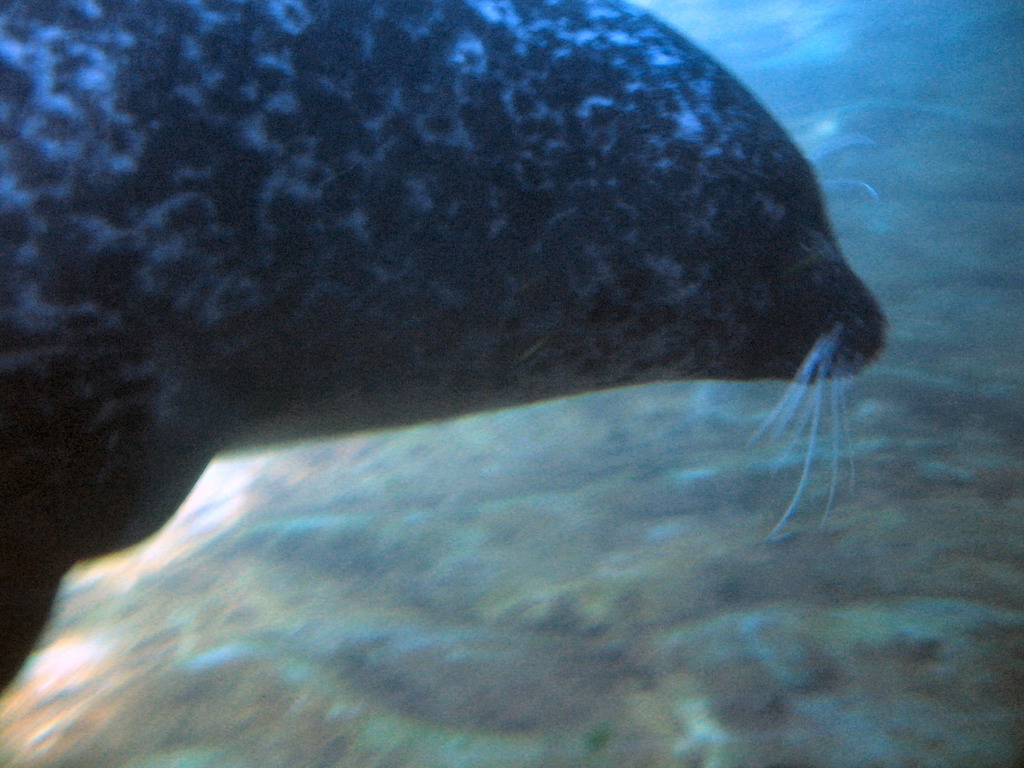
[0,0,883,691]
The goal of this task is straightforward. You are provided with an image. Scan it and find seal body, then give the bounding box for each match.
[0,0,883,690]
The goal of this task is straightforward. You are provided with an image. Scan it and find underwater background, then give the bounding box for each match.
[1,0,1021,765]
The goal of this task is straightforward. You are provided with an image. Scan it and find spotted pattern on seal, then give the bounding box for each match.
[0,0,884,690]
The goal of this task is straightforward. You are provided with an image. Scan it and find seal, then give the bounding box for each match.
[0,0,884,692]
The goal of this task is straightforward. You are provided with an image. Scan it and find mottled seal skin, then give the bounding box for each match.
[0,0,883,691]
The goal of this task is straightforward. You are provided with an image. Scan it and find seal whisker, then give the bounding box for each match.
[806,132,877,164]
[750,324,843,446]
[748,370,812,448]
[818,374,844,530]
[837,376,857,495]
[766,387,817,477]
[822,178,881,201]
[747,380,809,447]
[767,371,824,541]
[755,325,850,540]
[808,133,881,202]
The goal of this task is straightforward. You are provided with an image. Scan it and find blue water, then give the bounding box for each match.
[1,1,1021,766]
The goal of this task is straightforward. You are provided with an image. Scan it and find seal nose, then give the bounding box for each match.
[744,242,886,382]
[833,295,886,376]
[785,228,886,379]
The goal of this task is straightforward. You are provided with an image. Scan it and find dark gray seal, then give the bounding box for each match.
[0,0,883,692]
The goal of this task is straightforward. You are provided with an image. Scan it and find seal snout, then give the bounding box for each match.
[784,231,886,381]
[831,307,886,378]
[822,261,886,379]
